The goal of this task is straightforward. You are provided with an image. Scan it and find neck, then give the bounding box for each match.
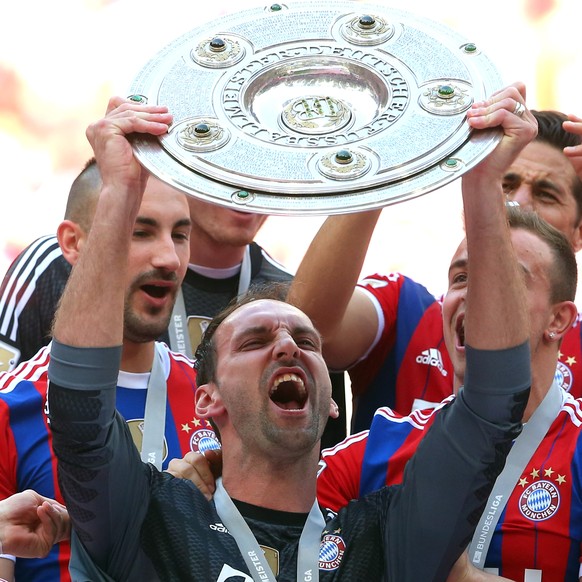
[189,236,248,270]
[522,352,559,422]
[120,340,156,373]
[220,446,319,513]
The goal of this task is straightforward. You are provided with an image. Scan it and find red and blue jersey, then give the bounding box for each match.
[350,273,582,433]
[349,273,453,431]
[0,343,213,582]
[318,392,582,581]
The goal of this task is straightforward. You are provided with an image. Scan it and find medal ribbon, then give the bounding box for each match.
[140,344,167,470]
[214,477,325,582]
[468,380,563,568]
[169,245,252,358]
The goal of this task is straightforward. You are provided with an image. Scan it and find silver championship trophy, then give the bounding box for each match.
[128,2,503,215]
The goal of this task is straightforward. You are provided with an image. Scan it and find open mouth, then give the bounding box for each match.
[456,314,465,348]
[270,373,307,411]
[142,284,172,299]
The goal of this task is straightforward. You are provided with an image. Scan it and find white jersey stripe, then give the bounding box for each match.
[0,236,61,339]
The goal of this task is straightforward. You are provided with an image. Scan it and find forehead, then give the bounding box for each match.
[508,142,577,189]
[139,178,189,219]
[219,300,316,340]
[449,228,552,274]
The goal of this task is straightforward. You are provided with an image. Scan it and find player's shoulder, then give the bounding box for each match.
[320,429,370,461]
[0,235,67,294]
[157,342,197,377]
[0,345,51,395]
[560,391,582,427]
[252,242,293,280]
[372,396,453,429]
[5,235,62,273]
[357,272,435,296]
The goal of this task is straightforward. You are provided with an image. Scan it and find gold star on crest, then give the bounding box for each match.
[192,418,202,427]
[530,468,540,479]
[556,475,566,485]
[334,528,342,534]
[567,356,577,366]
[181,423,192,433]
[544,468,555,477]
[519,478,528,487]
[558,350,564,360]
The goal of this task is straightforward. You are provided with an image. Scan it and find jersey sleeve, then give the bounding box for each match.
[349,273,438,396]
[317,431,368,512]
[48,341,152,580]
[0,236,69,369]
[0,399,17,499]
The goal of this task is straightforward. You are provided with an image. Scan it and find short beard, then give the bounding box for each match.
[123,269,177,343]
[123,303,172,343]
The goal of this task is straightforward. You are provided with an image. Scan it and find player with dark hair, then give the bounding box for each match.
[0,155,346,453]
[0,173,204,581]
[45,86,534,581]
[316,205,582,579]
[288,103,582,431]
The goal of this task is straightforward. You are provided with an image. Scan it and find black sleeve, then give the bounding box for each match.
[48,341,153,580]
[384,341,530,581]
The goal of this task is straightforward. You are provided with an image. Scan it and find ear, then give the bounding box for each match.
[56,220,87,266]
[195,383,226,420]
[545,300,578,342]
[329,398,340,420]
[570,222,582,253]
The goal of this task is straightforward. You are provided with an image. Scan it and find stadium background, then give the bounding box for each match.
[1,0,581,301]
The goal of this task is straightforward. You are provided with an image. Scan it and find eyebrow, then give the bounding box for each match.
[233,324,321,342]
[503,172,564,195]
[135,217,192,228]
[448,254,533,282]
[448,258,467,279]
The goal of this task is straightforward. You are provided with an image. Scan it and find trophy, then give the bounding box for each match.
[128,1,503,215]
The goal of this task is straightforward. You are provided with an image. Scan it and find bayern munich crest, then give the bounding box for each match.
[190,428,221,454]
[519,480,560,521]
[554,361,573,392]
[318,534,346,570]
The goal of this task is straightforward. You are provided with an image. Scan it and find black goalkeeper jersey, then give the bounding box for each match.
[48,341,530,582]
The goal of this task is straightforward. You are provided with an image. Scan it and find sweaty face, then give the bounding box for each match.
[187,196,268,250]
[442,229,554,388]
[123,180,191,343]
[210,300,334,458]
[503,141,582,250]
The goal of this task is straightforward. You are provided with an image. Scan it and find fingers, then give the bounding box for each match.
[463,83,538,181]
[562,116,582,178]
[85,96,173,194]
[205,449,224,480]
[166,451,219,501]
[37,501,70,549]
[466,84,535,136]
[86,97,172,149]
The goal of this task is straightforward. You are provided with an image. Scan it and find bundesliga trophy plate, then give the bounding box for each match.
[128,1,503,215]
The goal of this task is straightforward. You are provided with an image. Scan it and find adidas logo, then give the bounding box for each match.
[416,348,448,377]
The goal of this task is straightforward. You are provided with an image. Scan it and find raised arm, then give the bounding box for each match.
[47,98,174,579]
[287,210,382,369]
[385,84,536,581]
[51,98,172,347]
[462,82,534,351]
